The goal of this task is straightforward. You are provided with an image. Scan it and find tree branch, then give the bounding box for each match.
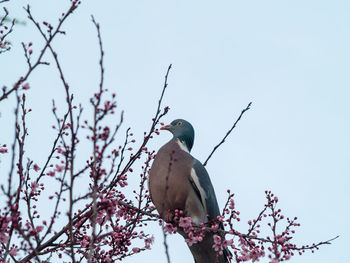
[203,102,252,166]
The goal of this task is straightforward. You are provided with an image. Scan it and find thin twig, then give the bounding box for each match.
[107,64,172,191]
[162,220,171,263]
[203,102,252,166]
[0,3,79,102]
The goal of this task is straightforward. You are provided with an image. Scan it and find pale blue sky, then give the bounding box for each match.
[1,0,349,262]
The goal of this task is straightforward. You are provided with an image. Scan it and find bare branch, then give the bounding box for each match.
[203,102,252,166]
[0,2,79,102]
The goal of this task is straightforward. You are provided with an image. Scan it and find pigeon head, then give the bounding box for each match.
[160,119,195,151]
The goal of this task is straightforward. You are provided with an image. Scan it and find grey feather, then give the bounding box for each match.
[191,160,221,221]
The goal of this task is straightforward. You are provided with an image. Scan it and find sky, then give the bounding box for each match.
[1,0,349,262]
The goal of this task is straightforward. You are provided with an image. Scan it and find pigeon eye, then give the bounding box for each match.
[177,121,183,126]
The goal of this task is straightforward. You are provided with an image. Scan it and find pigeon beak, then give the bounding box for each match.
[160,124,172,131]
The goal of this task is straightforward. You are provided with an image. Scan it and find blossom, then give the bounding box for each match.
[80,239,89,247]
[96,210,109,225]
[132,247,140,253]
[212,235,233,252]
[212,234,222,251]
[0,148,8,154]
[164,223,177,234]
[55,164,65,172]
[248,247,265,261]
[33,164,40,172]
[179,217,193,233]
[9,248,17,256]
[277,236,286,244]
[185,231,204,247]
[229,199,235,209]
[22,83,30,90]
[31,181,39,192]
[46,171,55,177]
[0,145,7,154]
[0,232,9,243]
[104,100,111,110]
[57,146,65,154]
[222,238,233,250]
[35,225,44,233]
[145,236,154,249]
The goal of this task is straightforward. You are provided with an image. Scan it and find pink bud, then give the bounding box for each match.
[22,83,30,90]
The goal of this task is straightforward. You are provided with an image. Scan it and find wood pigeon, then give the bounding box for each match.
[149,119,231,263]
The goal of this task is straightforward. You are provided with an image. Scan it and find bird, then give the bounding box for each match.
[149,119,231,263]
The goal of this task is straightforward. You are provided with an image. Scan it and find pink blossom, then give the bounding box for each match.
[57,146,65,154]
[31,181,39,192]
[104,100,111,110]
[229,199,235,209]
[270,259,280,263]
[132,247,140,253]
[185,231,199,246]
[47,171,55,177]
[179,217,193,232]
[33,164,40,172]
[0,232,8,243]
[212,235,233,252]
[35,225,44,233]
[145,236,154,249]
[80,239,89,247]
[238,249,250,261]
[212,234,222,251]
[164,223,177,234]
[55,164,65,172]
[278,237,286,244]
[0,148,8,153]
[22,83,30,90]
[248,247,265,261]
[9,248,17,256]
[97,210,108,225]
[222,238,233,250]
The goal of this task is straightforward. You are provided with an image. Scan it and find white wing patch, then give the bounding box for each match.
[176,138,189,153]
[190,168,207,212]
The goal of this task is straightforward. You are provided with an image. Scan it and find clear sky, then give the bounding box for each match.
[1,0,349,262]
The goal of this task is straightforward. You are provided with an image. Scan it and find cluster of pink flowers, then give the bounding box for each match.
[179,217,193,232]
[159,189,327,263]
[212,234,233,252]
[0,217,10,243]
[164,223,177,234]
[233,236,265,262]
